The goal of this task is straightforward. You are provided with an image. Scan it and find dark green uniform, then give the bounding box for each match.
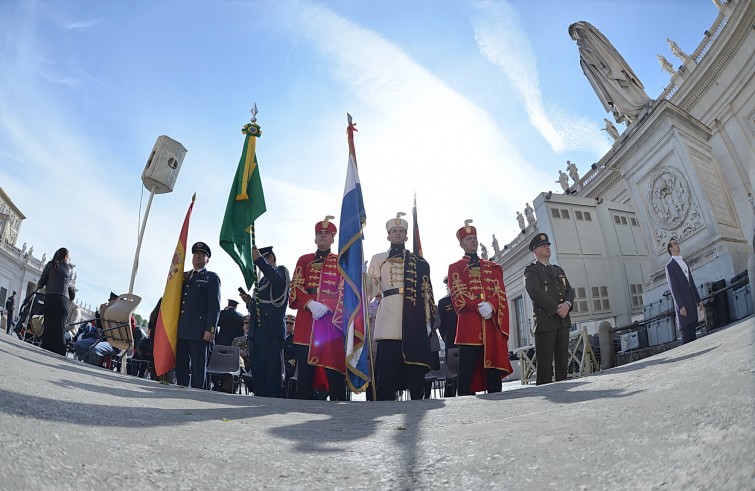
[524,261,574,385]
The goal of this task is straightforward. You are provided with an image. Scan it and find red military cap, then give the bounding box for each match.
[456,219,477,242]
[315,215,337,236]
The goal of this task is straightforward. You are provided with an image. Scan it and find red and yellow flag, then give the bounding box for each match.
[153,194,195,377]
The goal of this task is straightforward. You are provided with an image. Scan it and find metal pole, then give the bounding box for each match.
[128,188,156,294]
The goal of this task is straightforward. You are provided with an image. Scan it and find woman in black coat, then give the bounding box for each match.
[37,247,76,356]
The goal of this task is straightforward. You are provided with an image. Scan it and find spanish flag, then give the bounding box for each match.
[153,194,195,377]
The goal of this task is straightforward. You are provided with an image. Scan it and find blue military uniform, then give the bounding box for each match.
[176,243,221,389]
[246,247,290,398]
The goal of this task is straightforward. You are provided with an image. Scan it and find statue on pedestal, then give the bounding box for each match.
[657,54,676,77]
[492,234,501,257]
[480,244,489,260]
[516,212,526,232]
[557,170,570,193]
[524,203,536,226]
[567,160,580,182]
[569,21,653,125]
[602,118,620,141]
[667,38,689,64]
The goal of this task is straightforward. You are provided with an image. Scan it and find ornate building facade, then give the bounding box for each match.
[0,187,45,319]
[496,0,753,350]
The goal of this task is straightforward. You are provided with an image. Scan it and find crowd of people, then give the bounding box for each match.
[21,212,605,401]
[158,214,578,400]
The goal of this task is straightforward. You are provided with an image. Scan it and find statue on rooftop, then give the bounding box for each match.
[569,21,653,125]
[557,170,570,193]
[567,160,580,182]
[657,54,676,77]
[667,38,689,64]
[524,203,536,226]
[516,212,526,232]
[602,118,620,141]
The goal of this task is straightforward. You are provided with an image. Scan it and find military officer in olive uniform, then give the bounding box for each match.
[176,242,221,389]
[524,233,575,385]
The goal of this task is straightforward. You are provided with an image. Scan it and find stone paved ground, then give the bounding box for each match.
[0,316,753,490]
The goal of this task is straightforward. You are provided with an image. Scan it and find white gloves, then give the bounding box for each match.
[477,301,493,320]
[308,300,330,320]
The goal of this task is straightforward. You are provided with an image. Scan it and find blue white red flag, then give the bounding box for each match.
[338,113,369,392]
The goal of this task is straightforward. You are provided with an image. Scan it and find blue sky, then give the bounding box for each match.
[0,0,719,318]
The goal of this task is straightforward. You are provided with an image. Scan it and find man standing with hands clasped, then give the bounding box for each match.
[176,242,221,389]
[524,233,574,385]
[665,237,703,344]
[448,220,512,396]
[289,215,346,401]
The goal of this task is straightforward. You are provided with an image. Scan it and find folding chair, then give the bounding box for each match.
[206,345,242,394]
[424,370,443,399]
[517,346,537,385]
[99,294,141,373]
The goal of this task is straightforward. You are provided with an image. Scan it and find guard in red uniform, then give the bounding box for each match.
[289,216,346,401]
[447,220,512,395]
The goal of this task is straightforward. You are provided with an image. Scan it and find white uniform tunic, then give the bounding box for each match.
[366,251,406,341]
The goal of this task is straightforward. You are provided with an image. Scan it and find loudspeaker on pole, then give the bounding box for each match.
[141,135,187,194]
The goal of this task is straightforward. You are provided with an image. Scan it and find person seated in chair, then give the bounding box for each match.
[74,292,119,366]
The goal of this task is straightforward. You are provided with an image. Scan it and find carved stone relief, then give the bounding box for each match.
[647,166,704,248]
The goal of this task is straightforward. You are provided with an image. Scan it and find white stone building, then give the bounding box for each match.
[496,0,754,350]
[0,187,45,319]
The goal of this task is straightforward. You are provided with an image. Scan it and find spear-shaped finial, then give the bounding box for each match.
[250,103,258,124]
[347,112,353,125]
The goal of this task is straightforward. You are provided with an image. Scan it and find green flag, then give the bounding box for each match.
[220,122,266,289]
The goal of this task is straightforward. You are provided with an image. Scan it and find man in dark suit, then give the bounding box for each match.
[5,291,16,334]
[665,237,703,344]
[215,299,244,347]
[176,242,221,389]
[524,233,575,385]
[240,246,290,398]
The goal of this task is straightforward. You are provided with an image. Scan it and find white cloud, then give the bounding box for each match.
[469,0,609,156]
[262,0,552,293]
[64,19,99,30]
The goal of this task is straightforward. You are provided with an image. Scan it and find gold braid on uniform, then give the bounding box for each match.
[405,253,418,307]
[421,275,435,324]
[450,272,474,310]
[290,265,305,302]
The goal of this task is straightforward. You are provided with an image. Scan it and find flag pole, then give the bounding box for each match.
[249,103,262,330]
[347,113,376,399]
[363,256,377,401]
